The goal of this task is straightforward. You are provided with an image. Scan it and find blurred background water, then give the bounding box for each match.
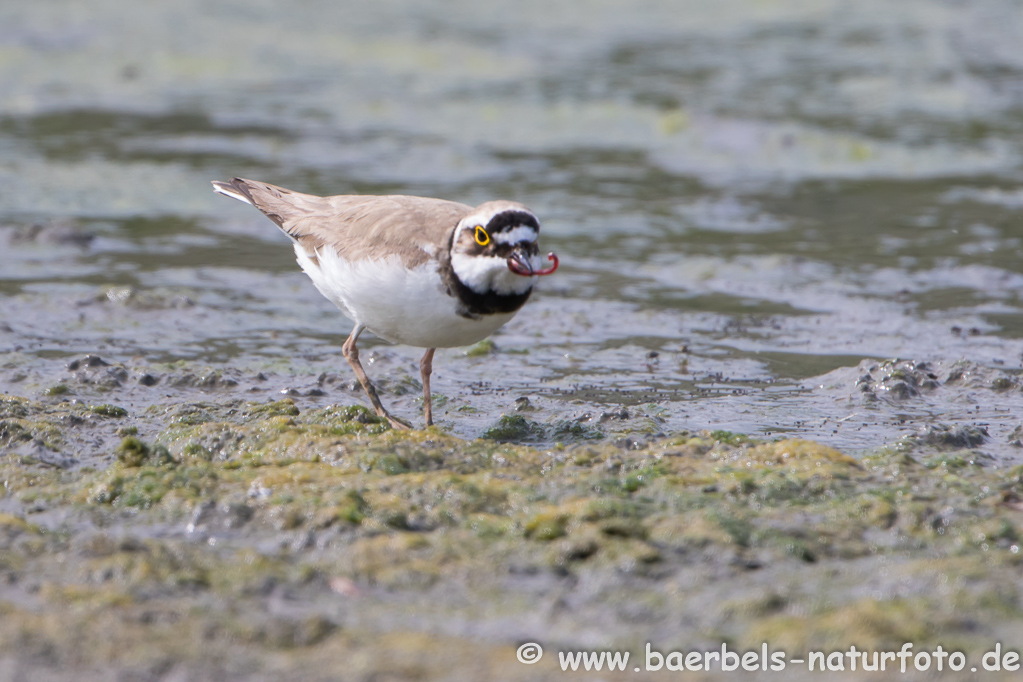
[3,0,1023,454]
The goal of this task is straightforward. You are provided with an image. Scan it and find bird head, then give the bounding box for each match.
[449,202,557,296]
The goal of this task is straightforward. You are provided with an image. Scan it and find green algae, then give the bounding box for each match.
[115,436,174,468]
[709,429,751,446]
[4,393,1023,678]
[525,510,570,541]
[464,339,496,357]
[482,414,603,443]
[89,404,128,418]
[0,512,42,535]
[482,414,544,441]
[245,398,301,419]
[0,396,29,419]
[31,419,981,569]
[549,419,603,442]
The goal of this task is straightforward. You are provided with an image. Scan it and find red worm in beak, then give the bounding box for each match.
[508,252,559,277]
[535,252,559,275]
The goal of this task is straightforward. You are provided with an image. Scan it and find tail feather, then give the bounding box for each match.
[212,177,309,230]
[212,177,332,246]
[211,178,255,206]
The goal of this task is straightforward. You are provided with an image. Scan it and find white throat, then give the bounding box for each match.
[450,252,538,296]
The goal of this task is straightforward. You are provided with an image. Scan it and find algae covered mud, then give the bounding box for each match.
[5,394,1023,680]
[4,0,1023,679]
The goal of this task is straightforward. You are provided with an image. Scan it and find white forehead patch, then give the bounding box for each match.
[495,225,538,245]
[456,212,493,236]
[456,209,538,240]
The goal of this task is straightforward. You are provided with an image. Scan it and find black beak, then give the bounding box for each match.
[507,248,535,276]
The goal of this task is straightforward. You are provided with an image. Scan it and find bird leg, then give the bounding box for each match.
[420,348,436,427]
[341,325,410,430]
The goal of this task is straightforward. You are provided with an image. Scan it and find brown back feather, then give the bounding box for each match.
[224,178,473,268]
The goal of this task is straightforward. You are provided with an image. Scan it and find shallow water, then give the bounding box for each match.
[3,0,1023,458]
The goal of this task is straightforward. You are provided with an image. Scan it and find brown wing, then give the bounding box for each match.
[212,178,472,268]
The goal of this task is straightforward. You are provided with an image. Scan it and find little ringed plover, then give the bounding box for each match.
[212,178,557,429]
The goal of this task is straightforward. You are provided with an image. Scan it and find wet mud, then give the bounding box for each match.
[5,386,1023,680]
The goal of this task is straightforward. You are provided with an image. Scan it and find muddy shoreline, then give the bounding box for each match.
[3,351,1023,679]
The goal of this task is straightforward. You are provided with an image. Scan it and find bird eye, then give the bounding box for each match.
[474,225,490,246]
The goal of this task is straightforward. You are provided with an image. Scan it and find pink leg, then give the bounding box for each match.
[420,348,436,426]
[342,325,410,430]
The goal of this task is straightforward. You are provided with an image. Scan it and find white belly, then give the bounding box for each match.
[295,245,517,348]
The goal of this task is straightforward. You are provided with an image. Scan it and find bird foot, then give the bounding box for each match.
[385,414,413,430]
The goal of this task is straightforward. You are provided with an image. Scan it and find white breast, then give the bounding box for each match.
[294,245,518,348]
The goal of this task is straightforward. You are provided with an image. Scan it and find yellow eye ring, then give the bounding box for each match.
[474,225,490,246]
